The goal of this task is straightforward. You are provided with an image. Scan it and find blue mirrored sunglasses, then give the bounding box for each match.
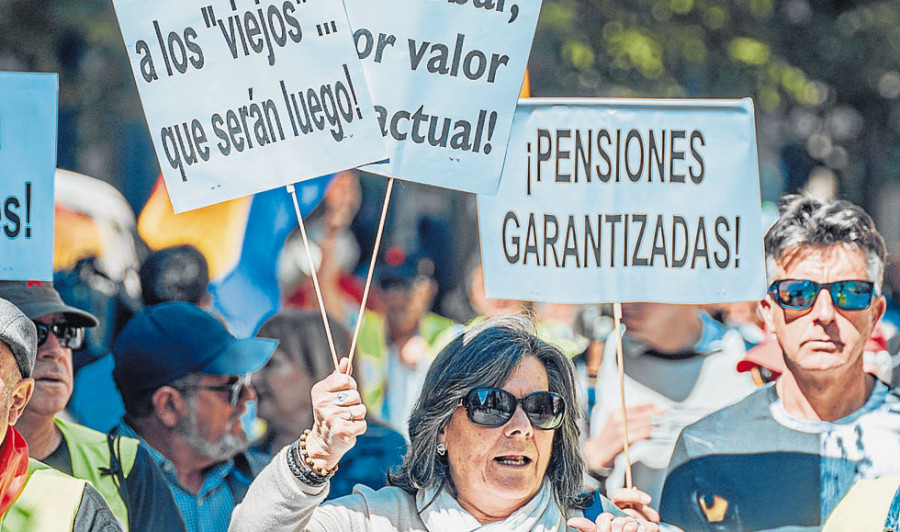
[768,279,875,311]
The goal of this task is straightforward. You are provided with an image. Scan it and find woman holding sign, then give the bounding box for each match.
[229,318,660,532]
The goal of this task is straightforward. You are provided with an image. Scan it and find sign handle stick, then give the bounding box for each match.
[613,302,634,488]
[346,177,395,375]
[286,183,340,370]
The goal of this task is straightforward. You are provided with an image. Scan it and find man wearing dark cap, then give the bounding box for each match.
[0,281,186,532]
[0,296,120,531]
[110,301,276,532]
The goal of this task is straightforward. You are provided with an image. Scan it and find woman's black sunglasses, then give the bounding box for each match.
[460,388,565,430]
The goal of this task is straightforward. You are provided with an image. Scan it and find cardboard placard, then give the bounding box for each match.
[478,98,766,304]
[113,0,387,212]
[346,0,541,194]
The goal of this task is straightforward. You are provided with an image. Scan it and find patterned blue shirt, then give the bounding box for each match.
[662,380,900,531]
[114,421,254,532]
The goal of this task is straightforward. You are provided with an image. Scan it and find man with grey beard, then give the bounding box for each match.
[110,302,276,532]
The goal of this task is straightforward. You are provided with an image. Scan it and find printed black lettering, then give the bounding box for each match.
[543,214,560,267]
[670,130,685,183]
[523,213,540,265]
[691,217,710,269]
[503,211,520,263]
[690,130,705,183]
[714,216,731,268]
[555,129,571,182]
[631,214,648,266]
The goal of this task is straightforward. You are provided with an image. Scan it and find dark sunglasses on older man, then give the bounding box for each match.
[768,279,876,311]
[178,374,251,406]
[460,388,565,430]
[34,322,85,350]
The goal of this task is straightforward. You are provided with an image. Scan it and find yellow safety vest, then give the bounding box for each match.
[54,417,138,530]
[0,459,85,531]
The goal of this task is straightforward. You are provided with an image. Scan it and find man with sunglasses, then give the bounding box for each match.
[0,280,186,532]
[109,302,276,532]
[0,296,122,531]
[660,194,900,532]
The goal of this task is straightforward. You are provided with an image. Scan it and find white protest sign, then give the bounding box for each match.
[0,73,57,281]
[344,0,541,194]
[113,0,387,213]
[478,98,766,304]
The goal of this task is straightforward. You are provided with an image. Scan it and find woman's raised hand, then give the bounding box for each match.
[303,357,367,470]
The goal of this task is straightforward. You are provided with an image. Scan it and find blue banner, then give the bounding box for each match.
[0,72,58,281]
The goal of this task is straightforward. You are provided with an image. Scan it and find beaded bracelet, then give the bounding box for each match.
[285,441,320,486]
[286,429,339,486]
[287,439,328,486]
[299,429,339,477]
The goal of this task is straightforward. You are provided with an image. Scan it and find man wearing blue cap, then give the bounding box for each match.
[110,301,277,532]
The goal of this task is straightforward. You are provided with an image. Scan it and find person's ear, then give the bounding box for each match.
[872,295,887,325]
[6,378,34,426]
[758,296,776,332]
[152,386,188,428]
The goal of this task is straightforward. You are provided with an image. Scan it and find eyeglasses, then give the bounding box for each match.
[34,322,85,350]
[768,279,876,311]
[178,374,252,406]
[459,388,565,430]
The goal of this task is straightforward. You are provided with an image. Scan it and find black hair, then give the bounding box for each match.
[139,245,210,306]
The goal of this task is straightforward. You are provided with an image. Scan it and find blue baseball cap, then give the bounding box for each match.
[112,302,276,401]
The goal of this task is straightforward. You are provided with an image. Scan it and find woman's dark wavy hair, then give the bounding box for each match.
[387,317,585,510]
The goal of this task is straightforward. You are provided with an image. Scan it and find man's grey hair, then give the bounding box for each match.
[765,194,887,290]
[387,317,586,510]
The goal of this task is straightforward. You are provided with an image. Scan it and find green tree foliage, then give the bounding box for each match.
[531,0,900,206]
[0,0,143,180]
[2,0,898,210]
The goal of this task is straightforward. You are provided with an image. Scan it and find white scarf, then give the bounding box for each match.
[416,480,567,532]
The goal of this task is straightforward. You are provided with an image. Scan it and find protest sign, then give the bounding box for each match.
[344,0,541,194]
[477,98,766,304]
[113,0,386,213]
[0,73,57,281]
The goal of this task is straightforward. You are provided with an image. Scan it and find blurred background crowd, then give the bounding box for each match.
[2,1,900,530]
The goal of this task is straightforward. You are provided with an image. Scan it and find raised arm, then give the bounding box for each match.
[230,357,368,531]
